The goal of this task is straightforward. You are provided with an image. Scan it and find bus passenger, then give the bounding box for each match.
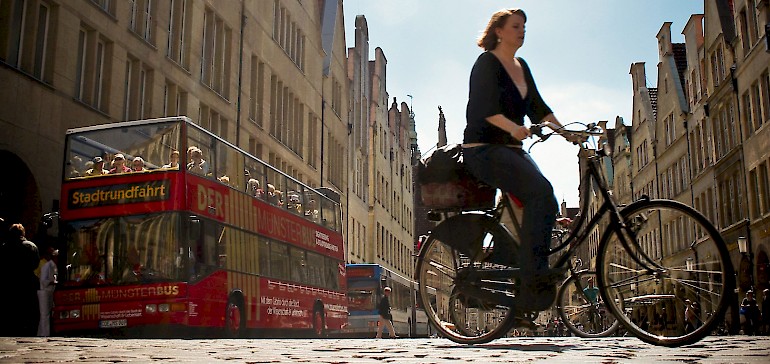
[84,156,108,176]
[266,184,279,205]
[187,147,209,175]
[247,178,263,198]
[287,192,302,215]
[304,199,319,222]
[131,157,146,172]
[162,150,180,169]
[109,154,131,174]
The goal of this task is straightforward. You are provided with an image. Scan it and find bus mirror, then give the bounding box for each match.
[188,216,200,242]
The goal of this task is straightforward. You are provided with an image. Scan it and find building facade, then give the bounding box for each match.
[619,0,769,331]
[0,0,351,246]
[344,15,417,280]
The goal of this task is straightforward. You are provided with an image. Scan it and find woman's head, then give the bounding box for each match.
[478,8,527,51]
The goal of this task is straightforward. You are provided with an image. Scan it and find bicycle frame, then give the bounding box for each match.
[484,141,660,285]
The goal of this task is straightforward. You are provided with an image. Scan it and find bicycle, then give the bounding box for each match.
[415,122,734,347]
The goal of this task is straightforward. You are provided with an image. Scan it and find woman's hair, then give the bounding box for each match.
[477,8,527,51]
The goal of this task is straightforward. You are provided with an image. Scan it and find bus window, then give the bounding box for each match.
[187,127,215,178]
[258,238,271,276]
[285,180,303,215]
[324,257,340,290]
[289,247,307,283]
[266,169,286,206]
[305,251,324,287]
[270,242,289,280]
[320,198,339,231]
[216,141,245,190]
[245,159,267,199]
[64,121,181,179]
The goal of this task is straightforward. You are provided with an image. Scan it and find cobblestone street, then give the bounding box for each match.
[2,335,769,363]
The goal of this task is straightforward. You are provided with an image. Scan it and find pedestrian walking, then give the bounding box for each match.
[741,290,760,335]
[0,223,40,336]
[375,287,398,339]
[37,247,58,336]
[684,299,700,334]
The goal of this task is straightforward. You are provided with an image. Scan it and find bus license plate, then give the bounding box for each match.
[99,319,127,328]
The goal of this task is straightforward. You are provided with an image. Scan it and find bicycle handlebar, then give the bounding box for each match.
[529,122,604,147]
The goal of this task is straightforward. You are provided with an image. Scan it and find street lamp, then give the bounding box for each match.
[737,236,749,254]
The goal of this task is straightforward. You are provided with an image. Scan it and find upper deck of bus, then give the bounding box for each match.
[61,116,341,233]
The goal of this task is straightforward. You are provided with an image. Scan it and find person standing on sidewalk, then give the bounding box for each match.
[37,247,58,336]
[0,223,40,336]
[375,287,398,339]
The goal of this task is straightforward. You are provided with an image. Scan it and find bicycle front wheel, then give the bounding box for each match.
[597,199,734,347]
[556,271,619,338]
[415,214,518,344]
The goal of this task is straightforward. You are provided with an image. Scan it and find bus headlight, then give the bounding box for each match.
[59,309,81,319]
[158,304,170,312]
[145,304,157,313]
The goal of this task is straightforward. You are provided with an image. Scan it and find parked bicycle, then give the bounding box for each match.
[415,122,734,347]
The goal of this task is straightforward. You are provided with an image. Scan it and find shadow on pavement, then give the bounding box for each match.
[436,342,577,353]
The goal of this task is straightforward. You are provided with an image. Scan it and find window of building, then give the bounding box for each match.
[198,103,228,140]
[272,0,305,70]
[0,0,56,84]
[123,55,153,121]
[76,26,111,112]
[760,162,770,215]
[129,0,155,45]
[90,0,114,15]
[167,0,190,69]
[163,79,187,117]
[249,55,265,126]
[201,7,231,99]
[751,80,764,132]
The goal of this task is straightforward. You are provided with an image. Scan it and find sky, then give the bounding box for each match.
[341,0,704,209]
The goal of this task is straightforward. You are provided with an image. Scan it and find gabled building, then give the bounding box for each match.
[345,15,417,280]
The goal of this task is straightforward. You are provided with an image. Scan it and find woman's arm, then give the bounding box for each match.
[485,114,530,141]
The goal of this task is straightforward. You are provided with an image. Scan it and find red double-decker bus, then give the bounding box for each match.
[53,117,347,337]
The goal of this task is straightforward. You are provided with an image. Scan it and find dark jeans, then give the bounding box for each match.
[463,144,558,271]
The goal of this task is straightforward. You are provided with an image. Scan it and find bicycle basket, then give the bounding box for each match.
[418,144,495,210]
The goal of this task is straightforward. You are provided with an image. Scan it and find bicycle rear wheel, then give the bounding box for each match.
[597,199,734,347]
[416,214,518,344]
[556,271,619,338]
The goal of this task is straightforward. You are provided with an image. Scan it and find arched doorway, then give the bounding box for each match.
[0,150,42,240]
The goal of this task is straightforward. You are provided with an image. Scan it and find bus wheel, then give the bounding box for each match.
[312,308,326,338]
[225,296,245,338]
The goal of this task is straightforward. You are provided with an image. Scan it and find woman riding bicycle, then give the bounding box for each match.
[463,8,576,283]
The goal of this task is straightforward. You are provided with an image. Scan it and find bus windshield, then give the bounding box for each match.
[347,281,377,311]
[62,213,185,287]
